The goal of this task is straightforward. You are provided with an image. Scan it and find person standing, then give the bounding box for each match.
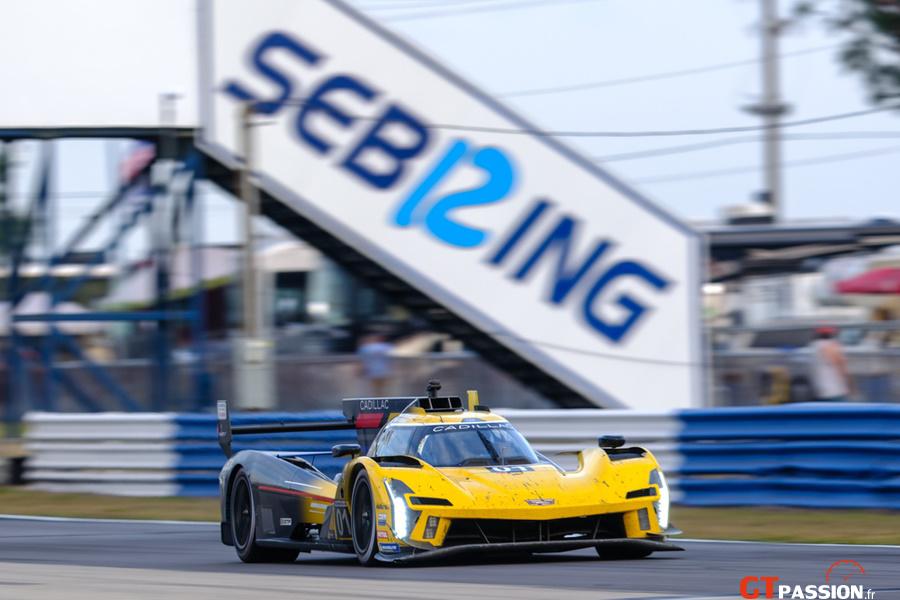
[862,307,895,402]
[357,333,393,397]
[809,326,854,402]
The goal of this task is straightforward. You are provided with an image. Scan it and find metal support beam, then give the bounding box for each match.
[761,0,783,220]
[39,357,102,413]
[752,0,789,221]
[187,155,213,411]
[234,102,275,410]
[238,103,261,340]
[56,332,141,412]
[13,311,194,323]
[151,94,180,412]
[16,173,153,308]
[5,131,216,417]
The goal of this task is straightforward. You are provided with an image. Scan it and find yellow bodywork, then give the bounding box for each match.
[337,408,666,550]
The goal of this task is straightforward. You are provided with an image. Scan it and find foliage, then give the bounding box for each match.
[0,212,32,259]
[796,0,900,103]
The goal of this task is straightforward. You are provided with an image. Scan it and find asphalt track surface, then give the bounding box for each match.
[0,517,898,600]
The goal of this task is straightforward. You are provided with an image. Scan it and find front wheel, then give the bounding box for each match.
[230,471,299,563]
[351,471,378,566]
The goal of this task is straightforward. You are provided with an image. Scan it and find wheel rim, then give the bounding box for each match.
[353,481,373,555]
[232,478,253,550]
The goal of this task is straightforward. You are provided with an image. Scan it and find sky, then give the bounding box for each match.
[8,0,900,258]
[358,0,900,223]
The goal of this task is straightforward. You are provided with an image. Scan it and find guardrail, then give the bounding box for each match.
[22,404,900,508]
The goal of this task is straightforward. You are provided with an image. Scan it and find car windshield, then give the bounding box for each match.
[371,422,539,467]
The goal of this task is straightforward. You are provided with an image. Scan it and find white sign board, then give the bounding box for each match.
[199,0,704,410]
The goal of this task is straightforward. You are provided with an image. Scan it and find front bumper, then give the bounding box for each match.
[376,538,683,564]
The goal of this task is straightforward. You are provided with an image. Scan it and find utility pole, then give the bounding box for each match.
[743,0,789,221]
[0,143,8,279]
[238,102,261,340]
[750,0,790,222]
[152,93,179,412]
[234,101,275,410]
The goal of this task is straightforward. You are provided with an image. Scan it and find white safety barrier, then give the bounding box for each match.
[22,409,683,497]
[23,413,183,496]
[24,412,178,441]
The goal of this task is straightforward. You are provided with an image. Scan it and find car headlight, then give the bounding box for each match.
[649,468,670,530]
[384,479,419,541]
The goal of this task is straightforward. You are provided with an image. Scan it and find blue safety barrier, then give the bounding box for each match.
[675,404,900,509]
[679,404,900,441]
[678,476,900,510]
[172,411,354,496]
[23,404,900,507]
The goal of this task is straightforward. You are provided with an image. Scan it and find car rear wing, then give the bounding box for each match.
[216,400,357,457]
[217,380,478,456]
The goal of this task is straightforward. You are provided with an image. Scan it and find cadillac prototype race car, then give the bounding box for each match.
[217,381,681,565]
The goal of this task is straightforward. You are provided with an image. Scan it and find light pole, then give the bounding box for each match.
[747,0,790,222]
[238,102,261,340]
[234,101,275,410]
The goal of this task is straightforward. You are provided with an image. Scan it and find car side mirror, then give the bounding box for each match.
[598,435,626,449]
[332,443,361,458]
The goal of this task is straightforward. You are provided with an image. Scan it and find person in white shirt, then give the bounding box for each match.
[809,326,854,402]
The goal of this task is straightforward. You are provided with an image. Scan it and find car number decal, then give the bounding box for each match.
[486,465,533,473]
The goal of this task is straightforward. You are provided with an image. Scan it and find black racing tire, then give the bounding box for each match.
[594,545,654,560]
[350,470,379,566]
[230,471,299,564]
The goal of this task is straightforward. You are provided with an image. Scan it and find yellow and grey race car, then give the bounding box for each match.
[217,381,681,565]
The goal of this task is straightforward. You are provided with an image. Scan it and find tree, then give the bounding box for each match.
[0,146,33,263]
[0,213,32,260]
[796,0,900,103]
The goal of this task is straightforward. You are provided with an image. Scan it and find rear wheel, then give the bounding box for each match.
[230,471,299,563]
[351,471,378,566]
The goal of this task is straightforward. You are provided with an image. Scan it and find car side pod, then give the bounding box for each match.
[598,435,626,449]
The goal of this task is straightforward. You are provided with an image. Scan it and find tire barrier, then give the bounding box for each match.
[21,404,900,507]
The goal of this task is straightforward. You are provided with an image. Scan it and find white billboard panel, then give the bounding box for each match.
[199,0,704,409]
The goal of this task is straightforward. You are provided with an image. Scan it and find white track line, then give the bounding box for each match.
[679,538,900,549]
[0,514,218,526]
[0,515,897,549]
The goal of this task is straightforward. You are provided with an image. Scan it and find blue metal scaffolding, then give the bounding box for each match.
[4,141,212,421]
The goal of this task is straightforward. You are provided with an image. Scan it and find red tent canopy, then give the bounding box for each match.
[836,267,900,294]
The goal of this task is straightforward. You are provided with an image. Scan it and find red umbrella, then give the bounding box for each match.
[836,267,900,294]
